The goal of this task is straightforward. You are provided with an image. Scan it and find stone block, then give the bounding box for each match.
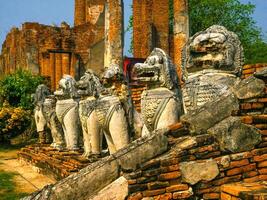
[90,176,128,200]
[233,76,265,99]
[165,184,189,193]
[172,188,193,199]
[179,159,219,185]
[114,129,168,171]
[158,171,181,181]
[207,117,262,153]
[181,94,239,135]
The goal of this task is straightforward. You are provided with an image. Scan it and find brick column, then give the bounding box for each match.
[74,0,87,26]
[173,0,189,81]
[104,0,124,68]
[152,0,170,54]
[133,0,153,58]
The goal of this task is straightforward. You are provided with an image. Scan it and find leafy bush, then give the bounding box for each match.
[0,70,44,110]
[0,102,32,143]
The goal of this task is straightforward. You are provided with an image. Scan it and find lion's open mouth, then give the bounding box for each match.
[132,63,160,83]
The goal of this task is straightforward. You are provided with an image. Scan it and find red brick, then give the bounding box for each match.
[173,190,193,199]
[203,193,220,199]
[243,176,259,183]
[253,154,267,162]
[243,68,255,75]
[128,179,137,185]
[258,160,267,168]
[142,189,165,197]
[241,103,251,110]
[240,116,253,124]
[158,171,181,181]
[258,98,267,103]
[161,164,180,173]
[229,159,249,168]
[242,171,258,178]
[243,65,253,70]
[160,158,179,167]
[252,102,265,109]
[258,168,267,174]
[261,130,267,136]
[127,192,143,200]
[259,174,267,181]
[154,193,172,200]
[196,187,220,195]
[147,181,169,190]
[212,175,242,186]
[252,147,267,156]
[166,184,189,193]
[220,192,232,200]
[255,124,267,129]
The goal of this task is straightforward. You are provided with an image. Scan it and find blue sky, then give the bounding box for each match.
[0,0,266,56]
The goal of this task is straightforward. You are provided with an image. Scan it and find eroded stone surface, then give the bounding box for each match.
[180,159,219,185]
[208,116,262,153]
[181,93,239,135]
[133,48,183,136]
[254,68,267,80]
[233,76,265,99]
[90,176,128,200]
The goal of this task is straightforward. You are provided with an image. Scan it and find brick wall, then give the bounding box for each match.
[0,22,104,90]
[126,65,267,200]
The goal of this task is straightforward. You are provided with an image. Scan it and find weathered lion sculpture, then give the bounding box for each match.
[133,48,183,136]
[181,25,244,113]
[76,70,104,159]
[33,84,51,144]
[54,75,82,151]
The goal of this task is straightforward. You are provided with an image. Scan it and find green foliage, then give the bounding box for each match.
[0,70,44,110]
[0,170,28,200]
[127,0,267,64]
[0,102,32,143]
[188,0,267,64]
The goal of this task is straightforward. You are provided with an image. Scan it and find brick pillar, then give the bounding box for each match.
[133,0,153,58]
[104,0,124,68]
[152,0,170,54]
[133,0,170,58]
[74,0,87,26]
[173,0,189,82]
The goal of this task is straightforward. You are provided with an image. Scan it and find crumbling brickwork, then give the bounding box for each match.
[0,0,106,90]
[0,22,104,90]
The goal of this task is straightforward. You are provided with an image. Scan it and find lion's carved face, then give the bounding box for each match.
[54,75,77,99]
[133,48,179,90]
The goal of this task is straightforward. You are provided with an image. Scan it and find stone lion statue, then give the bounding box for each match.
[76,70,104,159]
[181,25,244,113]
[33,84,51,144]
[133,48,183,136]
[54,75,82,151]
[42,95,65,150]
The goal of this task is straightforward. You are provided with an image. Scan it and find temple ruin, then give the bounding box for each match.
[0,0,188,88]
[1,1,267,200]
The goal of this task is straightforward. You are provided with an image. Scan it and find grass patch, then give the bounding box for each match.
[0,171,28,200]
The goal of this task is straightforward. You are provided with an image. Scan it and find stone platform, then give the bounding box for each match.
[18,144,93,180]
